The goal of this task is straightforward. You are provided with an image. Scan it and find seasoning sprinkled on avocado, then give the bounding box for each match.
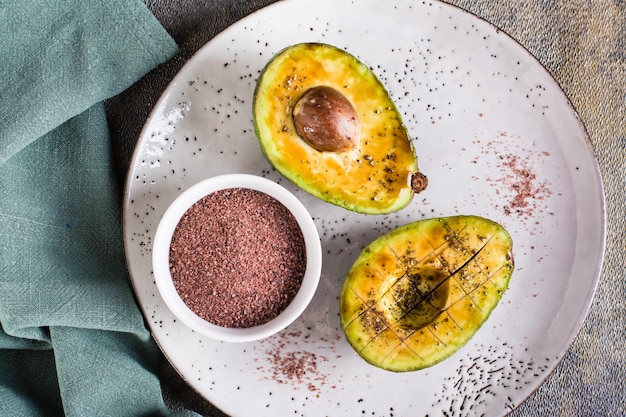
[340,215,514,372]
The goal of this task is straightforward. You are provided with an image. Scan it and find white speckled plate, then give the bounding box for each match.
[123,0,605,416]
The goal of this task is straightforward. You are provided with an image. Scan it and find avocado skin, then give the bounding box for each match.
[340,215,514,372]
[253,43,425,214]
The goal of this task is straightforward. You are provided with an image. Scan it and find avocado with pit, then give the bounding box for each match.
[253,43,427,214]
[340,215,514,372]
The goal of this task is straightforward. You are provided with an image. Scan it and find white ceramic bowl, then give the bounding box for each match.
[152,173,322,343]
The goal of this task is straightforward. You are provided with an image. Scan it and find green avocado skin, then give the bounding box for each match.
[340,215,514,372]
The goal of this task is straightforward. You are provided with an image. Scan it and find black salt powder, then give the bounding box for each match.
[168,187,307,328]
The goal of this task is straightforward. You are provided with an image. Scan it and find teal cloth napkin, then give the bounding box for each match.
[0,2,198,416]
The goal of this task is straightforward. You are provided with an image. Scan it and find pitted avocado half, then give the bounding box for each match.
[340,215,514,372]
[253,43,427,214]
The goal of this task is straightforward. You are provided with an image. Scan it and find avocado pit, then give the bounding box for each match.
[292,86,360,152]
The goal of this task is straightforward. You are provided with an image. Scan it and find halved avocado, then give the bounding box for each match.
[340,215,514,372]
[253,43,427,214]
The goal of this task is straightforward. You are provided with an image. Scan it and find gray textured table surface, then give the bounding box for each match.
[105,1,625,415]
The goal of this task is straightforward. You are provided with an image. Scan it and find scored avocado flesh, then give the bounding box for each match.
[340,215,514,372]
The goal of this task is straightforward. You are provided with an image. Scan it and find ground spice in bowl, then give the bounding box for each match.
[168,187,307,329]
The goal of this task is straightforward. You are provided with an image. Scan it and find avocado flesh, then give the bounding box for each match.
[340,215,514,372]
[253,43,424,214]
